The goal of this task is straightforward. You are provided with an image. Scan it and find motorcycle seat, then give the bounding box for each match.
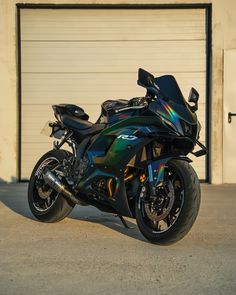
[61,114,106,136]
[53,104,89,120]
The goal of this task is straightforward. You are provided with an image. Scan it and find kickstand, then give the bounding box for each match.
[117,215,134,229]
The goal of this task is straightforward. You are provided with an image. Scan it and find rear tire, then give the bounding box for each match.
[28,150,75,223]
[135,160,200,245]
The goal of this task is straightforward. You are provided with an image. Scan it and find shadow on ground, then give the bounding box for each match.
[0,183,35,220]
[0,183,146,243]
[68,207,146,242]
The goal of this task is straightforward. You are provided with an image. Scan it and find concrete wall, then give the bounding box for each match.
[0,0,235,183]
[211,0,236,183]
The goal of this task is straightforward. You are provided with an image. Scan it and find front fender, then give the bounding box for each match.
[148,155,192,187]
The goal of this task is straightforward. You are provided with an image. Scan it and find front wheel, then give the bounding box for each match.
[28,149,75,223]
[135,160,201,245]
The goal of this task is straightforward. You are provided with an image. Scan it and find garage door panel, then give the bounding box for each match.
[22,103,206,144]
[21,145,207,181]
[21,142,53,179]
[188,154,206,179]
[21,142,72,179]
[22,72,206,104]
[21,139,207,181]
[22,41,206,73]
[21,9,205,41]
[21,8,207,180]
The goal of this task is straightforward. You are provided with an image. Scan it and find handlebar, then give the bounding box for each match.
[129,95,155,107]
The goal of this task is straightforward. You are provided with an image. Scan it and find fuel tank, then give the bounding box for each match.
[97,99,140,125]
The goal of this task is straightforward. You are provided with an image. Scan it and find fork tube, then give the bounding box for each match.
[146,144,156,196]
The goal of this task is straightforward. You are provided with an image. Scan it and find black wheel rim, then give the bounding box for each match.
[32,157,60,212]
[139,164,185,233]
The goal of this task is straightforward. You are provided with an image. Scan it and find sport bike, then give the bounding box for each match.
[28,68,207,245]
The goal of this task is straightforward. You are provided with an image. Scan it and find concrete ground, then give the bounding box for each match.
[0,184,235,295]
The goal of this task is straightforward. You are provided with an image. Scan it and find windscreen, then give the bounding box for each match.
[154,75,186,105]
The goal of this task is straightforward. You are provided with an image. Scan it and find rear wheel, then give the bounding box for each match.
[28,150,75,223]
[135,160,200,245]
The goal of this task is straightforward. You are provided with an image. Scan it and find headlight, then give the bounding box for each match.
[160,116,178,132]
[180,120,193,136]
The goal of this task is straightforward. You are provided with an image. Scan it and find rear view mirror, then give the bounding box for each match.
[138,68,155,87]
[188,87,199,112]
[188,87,199,103]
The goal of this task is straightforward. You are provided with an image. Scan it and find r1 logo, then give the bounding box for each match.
[117,134,138,141]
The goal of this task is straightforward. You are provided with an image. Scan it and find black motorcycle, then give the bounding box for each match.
[28,68,207,245]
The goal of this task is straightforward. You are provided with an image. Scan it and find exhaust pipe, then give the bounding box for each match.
[43,171,81,205]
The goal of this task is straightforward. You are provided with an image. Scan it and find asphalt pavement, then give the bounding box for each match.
[0,183,236,295]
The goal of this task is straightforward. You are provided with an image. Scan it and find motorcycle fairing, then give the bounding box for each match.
[75,116,178,217]
[148,99,198,136]
[48,69,204,218]
[86,116,174,169]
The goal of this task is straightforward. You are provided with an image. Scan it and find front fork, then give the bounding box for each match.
[146,145,171,194]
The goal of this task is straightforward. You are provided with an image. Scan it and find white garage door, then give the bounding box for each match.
[20,8,207,180]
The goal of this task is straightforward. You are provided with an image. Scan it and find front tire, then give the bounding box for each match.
[28,150,75,223]
[135,160,200,245]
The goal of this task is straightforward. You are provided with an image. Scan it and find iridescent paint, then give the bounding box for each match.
[158,100,183,134]
[149,157,171,186]
[156,162,165,183]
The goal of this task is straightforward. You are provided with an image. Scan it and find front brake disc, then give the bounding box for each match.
[144,181,175,221]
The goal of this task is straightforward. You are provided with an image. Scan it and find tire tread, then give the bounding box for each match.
[135,159,201,245]
[28,150,75,223]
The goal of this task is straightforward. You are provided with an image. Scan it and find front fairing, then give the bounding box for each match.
[149,99,197,123]
[148,98,199,139]
[145,74,200,140]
